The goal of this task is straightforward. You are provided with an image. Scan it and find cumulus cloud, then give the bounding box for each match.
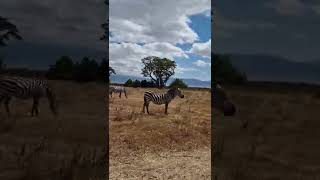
[176,65,197,74]
[109,42,188,76]
[193,60,211,67]
[109,0,210,44]
[188,39,211,59]
[109,0,211,77]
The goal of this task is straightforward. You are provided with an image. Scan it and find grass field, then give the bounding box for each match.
[213,84,320,180]
[109,87,211,179]
[0,80,107,180]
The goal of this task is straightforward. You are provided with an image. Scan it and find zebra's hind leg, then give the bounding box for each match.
[4,97,11,117]
[146,103,150,114]
[119,92,121,98]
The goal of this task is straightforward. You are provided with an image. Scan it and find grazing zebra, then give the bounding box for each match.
[109,85,127,98]
[0,76,58,117]
[143,87,184,114]
[213,83,236,116]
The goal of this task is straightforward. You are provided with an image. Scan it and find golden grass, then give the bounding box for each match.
[109,87,211,179]
[0,80,107,179]
[213,85,320,180]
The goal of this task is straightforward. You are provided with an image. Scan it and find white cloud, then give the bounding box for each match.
[188,39,211,59]
[109,42,188,76]
[193,60,211,67]
[109,0,211,78]
[176,65,197,74]
[110,0,210,44]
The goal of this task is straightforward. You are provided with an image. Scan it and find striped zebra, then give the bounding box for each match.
[109,85,127,98]
[0,76,58,117]
[213,83,236,116]
[143,87,184,114]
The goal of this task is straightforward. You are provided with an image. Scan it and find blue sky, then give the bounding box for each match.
[109,0,211,81]
[175,14,211,81]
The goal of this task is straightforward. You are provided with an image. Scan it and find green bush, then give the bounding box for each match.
[168,78,188,88]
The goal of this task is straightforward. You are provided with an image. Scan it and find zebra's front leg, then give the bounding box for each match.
[146,103,150,114]
[4,97,11,117]
[31,98,39,117]
[119,92,121,98]
[165,103,168,114]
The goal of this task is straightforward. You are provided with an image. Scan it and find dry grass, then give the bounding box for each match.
[0,80,107,179]
[109,87,211,179]
[213,85,320,180]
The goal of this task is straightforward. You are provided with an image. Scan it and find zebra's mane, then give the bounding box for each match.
[167,88,178,97]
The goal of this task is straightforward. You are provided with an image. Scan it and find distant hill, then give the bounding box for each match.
[110,74,211,88]
[225,54,320,85]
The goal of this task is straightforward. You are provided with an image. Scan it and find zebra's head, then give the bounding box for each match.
[213,84,236,116]
[168,87,184,98]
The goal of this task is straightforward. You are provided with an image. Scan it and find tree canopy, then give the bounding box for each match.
[141,56,176,88]
[212,53,247,84]
[0,16,22,46]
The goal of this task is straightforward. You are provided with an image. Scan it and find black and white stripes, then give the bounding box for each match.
[0,76,58,117]
[109,85,127,98]
[143,87,184,114]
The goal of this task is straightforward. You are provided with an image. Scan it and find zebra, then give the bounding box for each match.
[109,85,127,98]
[213,83,236,116]
[0,76,58,117]
[143,87,184,114]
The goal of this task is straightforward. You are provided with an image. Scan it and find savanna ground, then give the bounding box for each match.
[109,87,211,179]
[0,80,107,180]
[214,84,320,180]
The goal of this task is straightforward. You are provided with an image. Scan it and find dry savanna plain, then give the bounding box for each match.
[0,80,107,180]
[109,87,211,180]
[213,84,320,180]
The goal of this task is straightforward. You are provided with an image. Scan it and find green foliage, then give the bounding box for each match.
[141,56,176,88]
[0,16,23,46]
[168,78,188,88]
[47,56,74,80]
[124,79,156,87]
[47,56,109,82]
[212,54,247,84]
[132,80,141,88]
[73,57,99,82]
[124,79,133,87]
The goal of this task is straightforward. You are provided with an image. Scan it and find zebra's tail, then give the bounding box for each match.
[46,87,58,116]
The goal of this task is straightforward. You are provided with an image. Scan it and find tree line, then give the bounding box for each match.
[0,56,108,83]
[121,78,188,88]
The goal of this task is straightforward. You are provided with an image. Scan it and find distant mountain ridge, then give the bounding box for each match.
[225,53,320,85]
[110,74,211,88]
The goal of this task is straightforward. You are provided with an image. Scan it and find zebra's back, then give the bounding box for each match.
[144,91,169,105]
[0,76,48,99]
[110,85,125,93]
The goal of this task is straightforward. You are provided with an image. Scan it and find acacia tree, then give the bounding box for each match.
[109,67,115,76]
[0,16,22,46]
[141,56,176,88]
